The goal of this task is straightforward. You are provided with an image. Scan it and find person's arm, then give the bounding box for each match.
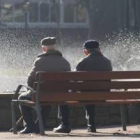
[66,61,71,71]
[76,59,85,71]
[109,60,113,71]
[27,60,38,88]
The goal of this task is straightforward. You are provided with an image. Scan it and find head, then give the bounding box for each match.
[41,37,56,52]
[83,40,100,56]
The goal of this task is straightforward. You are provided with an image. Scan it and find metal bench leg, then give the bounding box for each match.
[120,104,127,131]
[35,105,45,135]
[11,101,17,134]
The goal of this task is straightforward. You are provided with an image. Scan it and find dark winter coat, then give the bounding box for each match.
[76,50,112,71]
[27,49,71,88]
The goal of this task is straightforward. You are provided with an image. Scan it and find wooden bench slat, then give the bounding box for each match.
[64,100,140,104]
[33,91,140,102]
[39,100,140,106]
[35,81,140,91]
[106,99,140,104]
[14,100,35,106]
[36,71,140,81]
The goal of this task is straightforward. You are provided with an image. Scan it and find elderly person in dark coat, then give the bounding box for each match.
[18,37,71,134]
[54,40,112,133]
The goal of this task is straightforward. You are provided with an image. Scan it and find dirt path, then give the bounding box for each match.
[0,125,140,140]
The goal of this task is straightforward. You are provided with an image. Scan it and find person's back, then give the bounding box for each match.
[28,38,70,88]
[76,49,112,71]
[18,37,70,134]
[76,40,112,132]
[35,50,69,71]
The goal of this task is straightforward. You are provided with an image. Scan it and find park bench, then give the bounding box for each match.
[11,71,140,135]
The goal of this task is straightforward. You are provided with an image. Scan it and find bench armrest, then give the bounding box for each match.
[13,85,34,99]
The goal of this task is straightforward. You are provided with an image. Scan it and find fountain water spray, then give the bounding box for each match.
[0,30,140,92]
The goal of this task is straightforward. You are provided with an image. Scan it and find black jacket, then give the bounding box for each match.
[76,50,112,71]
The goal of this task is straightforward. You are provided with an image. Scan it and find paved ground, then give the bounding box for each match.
[1,125,140,140]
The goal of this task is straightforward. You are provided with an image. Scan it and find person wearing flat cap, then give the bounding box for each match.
[54,40,112,133]
[76,40,112,71]
[76,40,112,131]
[18,37,71,134]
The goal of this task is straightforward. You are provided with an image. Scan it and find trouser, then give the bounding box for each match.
[58,105,70,126]
[58,104,95,126]
[18,91,51,128]
[85,105,95,126]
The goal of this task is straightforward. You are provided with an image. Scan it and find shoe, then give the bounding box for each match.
[87,125,96,132]
[19,126,40,134]
[19,127,35,134]
[53,124,71,133]
[33,127,40,134]
[9,128,14,132]
[33,123,40,134]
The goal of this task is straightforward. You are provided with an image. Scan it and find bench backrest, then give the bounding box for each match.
[32,71,140,102]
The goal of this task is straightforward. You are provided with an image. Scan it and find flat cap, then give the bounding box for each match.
[41,37,56,46]
[83,40,99,49]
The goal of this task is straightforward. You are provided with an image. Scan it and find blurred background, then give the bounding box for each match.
[0,0,140,92]
[0,0,140,35]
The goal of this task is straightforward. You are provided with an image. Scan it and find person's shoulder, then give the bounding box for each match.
[37,53,45,58]
[33,54,44,64]
[77,58,85,66]
[76,57,87,71]
[32,57,40,65]
[61,56,70,65]
[79,56,89,63]
[102,55,112,69]
[102,55,111,61]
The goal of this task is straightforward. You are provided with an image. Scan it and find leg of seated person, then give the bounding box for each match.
[85,105,96,132]
[53,105,71,133]
[41,105,51,128]
[18,91,38,134]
